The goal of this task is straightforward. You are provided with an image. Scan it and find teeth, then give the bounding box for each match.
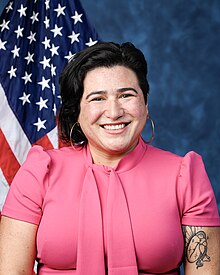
[103,124,125,130]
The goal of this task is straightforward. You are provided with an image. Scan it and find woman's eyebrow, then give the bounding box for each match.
[85,87,138,100]
[85,90,106,100]
[117,87,138,93]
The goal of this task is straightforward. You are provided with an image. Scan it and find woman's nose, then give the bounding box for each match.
[104,99,124,120]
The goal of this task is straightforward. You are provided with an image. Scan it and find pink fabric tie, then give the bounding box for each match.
[77,166,138,275]
[107,169,138,275]
[77,167,105,274]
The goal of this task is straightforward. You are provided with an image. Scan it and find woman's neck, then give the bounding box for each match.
[90,150,124,167]
[88,141,138,168]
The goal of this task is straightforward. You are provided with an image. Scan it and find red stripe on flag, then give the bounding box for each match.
[33,134,54,150]
[0,129,20,185]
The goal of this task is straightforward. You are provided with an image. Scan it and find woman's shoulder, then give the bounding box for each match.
[27,144,84,160]
[146,144,181,162]
[146,143,203,170]
[20,145,85,175]
[147,143,200,160]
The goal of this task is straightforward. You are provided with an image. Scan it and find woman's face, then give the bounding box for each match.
[78,65,148,162]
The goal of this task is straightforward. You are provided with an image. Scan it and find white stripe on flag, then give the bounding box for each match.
[47,126,59,149]
[0,83,31,165]
[0,168,9,211]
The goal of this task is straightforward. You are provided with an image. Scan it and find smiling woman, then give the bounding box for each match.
[58,42,149,147]
[0,42,219,275]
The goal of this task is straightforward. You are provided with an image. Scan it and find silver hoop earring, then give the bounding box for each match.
[145,115,155,144]
[69,122,80,149]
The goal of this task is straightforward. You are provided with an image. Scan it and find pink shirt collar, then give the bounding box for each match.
[83,137,148,173]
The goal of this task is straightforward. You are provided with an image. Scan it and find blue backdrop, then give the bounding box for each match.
[1,1,219,212]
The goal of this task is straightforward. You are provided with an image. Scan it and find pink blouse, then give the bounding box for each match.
[2,138,220,275]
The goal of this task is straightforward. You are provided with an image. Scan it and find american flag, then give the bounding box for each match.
[0,0,100,213]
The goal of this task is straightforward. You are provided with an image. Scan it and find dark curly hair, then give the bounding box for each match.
[58,41,150,146]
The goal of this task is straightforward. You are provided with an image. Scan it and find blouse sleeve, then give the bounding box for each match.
[1,146,51,225]
[178,151,220,226]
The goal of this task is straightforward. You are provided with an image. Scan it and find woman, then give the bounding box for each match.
[0,42,219,275]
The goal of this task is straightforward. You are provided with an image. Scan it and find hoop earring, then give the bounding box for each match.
[145,115,155,144]
[69,122,80,149]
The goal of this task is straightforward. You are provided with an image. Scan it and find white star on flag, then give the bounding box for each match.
[24,52,34,64]
[54,4,66,17]
[5,2,13,13]
[44,16,50,29]
[11,45,20,58]
[68,31,80,43]
[34,117,47,131]
[51,24,63,37]
[38,76,50,91]
[40,56,51,69]
[52,83,56,95]
[0,39,7,50]
[72,11,83,24]
[42,37,51,50]
[36,97,48,111]
[65,51,75,61]
[0,19,10,31]
[17,4,27,18]
[14,25,24,38]
[51,64,56,76]
[30,11,39,23]
[86,37,98,47]
[27,31,36,43]
[19,92,31,105]
[21,72,32,84]
[45,0,50,10]
[53,103,57,116]
[8,65,17,79]
[50,44,59,56]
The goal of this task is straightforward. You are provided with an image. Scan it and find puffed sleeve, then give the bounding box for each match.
[178,151,220,226]
[1,146,51,225]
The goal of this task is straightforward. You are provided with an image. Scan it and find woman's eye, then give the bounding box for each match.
[120,94,133,99]
[91,97,104,102]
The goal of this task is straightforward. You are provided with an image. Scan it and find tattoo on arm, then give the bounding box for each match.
[182,226,211,269]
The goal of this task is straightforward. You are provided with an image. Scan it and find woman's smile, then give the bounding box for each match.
[102,123,125,130]
[100,123,129,130]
